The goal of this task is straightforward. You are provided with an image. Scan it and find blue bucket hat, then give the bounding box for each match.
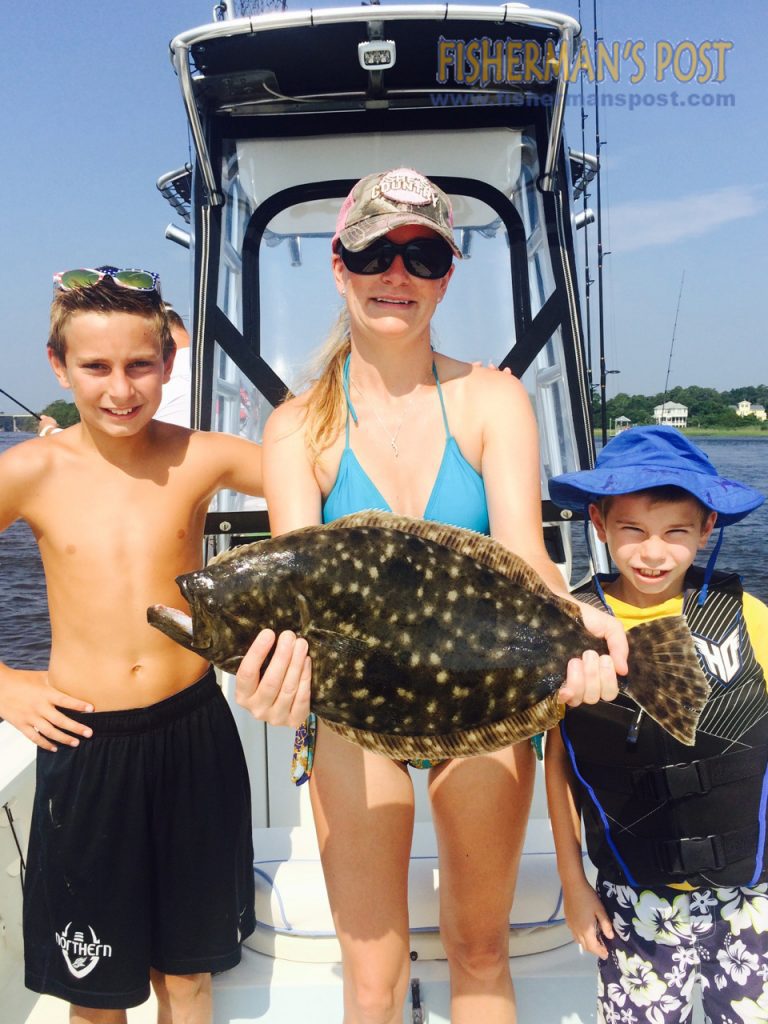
[550,426,764,606]
[549,425,763,527]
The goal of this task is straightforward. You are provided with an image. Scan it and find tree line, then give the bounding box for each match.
[594,385,768,430]
[12,400,81,433]
[13,388,768,434]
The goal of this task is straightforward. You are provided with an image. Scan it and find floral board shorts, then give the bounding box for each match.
[596,875,768,1024]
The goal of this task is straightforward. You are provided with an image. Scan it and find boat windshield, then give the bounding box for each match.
[206,127,583,527]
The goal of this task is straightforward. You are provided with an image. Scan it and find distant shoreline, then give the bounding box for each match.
[601,427,768,439]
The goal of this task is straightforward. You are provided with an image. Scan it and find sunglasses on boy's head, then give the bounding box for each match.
[53,267,160,292]
[338,238,454,280]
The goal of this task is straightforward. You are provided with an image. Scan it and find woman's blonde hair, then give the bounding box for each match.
[299,307,351,461]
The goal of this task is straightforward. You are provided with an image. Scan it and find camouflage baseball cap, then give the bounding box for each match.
[332,167,462,258]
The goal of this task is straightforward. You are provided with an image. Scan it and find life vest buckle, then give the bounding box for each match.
[664,759,713,799]
[657,834,726,876]
[634,759,713,801]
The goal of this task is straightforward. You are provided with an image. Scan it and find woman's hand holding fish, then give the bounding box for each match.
[235,629,312,727]
[0,666,94,751]
[558,603,628,706]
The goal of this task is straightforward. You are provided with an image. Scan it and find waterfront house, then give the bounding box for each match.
[653,401,688,428]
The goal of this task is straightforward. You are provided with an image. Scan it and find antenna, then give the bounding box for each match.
[593,0,611,448]
[661,271,686,410]
[577,0,593,391]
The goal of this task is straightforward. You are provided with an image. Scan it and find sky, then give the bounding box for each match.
[1,0,765,413]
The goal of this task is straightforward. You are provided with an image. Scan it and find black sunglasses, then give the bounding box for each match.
[339,238,454,280]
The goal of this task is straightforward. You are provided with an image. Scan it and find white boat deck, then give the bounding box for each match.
[2,718,708,1023]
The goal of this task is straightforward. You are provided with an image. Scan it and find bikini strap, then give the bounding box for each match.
[432,361,452,439]
[341,352,358,445]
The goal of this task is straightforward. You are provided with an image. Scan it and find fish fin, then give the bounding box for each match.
[332,511,582,624]
[305,626,370,656]
[623,616,710,746]
[297,593,312,634]
[203,539,264,570]
[320,694,562,761]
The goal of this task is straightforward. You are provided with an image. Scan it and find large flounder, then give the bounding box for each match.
[148,511,709,757]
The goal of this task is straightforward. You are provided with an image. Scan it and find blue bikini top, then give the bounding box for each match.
[322,354,489,534]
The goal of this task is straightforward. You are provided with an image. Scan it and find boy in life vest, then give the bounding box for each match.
[0,267,311,1023]
[545,425,768,1024]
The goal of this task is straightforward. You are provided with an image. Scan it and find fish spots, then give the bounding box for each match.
[396,687,415,703]
[452,685,471,699]
[352,687,369,699]
[447,590,458,603]
[428,652,440,665]
[332,583,343,595]
[410,652,421,667]
[436,671,448,684]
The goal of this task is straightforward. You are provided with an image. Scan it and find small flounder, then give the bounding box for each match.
[148,511,710,757]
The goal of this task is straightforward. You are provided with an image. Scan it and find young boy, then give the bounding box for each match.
[546,425,768,1024]
[0,267,310,1023]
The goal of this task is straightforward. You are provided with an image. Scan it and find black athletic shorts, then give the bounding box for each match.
[23,669,255,1010]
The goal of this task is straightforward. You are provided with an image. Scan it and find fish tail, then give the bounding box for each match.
[623,616,710,746]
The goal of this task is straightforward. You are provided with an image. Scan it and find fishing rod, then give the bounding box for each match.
[593,0,610,448]
[661,271,686,410]
[0,387,41,422]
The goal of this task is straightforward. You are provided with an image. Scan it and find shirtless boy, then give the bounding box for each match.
[0,267,310,1023]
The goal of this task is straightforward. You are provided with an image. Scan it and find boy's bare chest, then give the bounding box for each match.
[28,461,208,563]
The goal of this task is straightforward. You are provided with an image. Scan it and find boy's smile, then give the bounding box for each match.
[589,493,717,608]
[48,311,174,435]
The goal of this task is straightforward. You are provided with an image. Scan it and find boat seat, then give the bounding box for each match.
[246,818,585,962]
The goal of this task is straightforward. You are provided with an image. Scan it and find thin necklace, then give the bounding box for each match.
[351,376,427,458]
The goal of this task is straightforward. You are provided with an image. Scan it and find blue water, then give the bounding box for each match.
[0,432,766,671]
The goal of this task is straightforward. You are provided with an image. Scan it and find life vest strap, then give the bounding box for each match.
[652,823,759,877]
[636,746,768,801]
[577,746,768,802]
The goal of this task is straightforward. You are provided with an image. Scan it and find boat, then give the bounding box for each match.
[1,3,705,1021]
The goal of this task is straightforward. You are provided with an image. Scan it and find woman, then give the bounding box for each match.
[238,168,627,1024]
